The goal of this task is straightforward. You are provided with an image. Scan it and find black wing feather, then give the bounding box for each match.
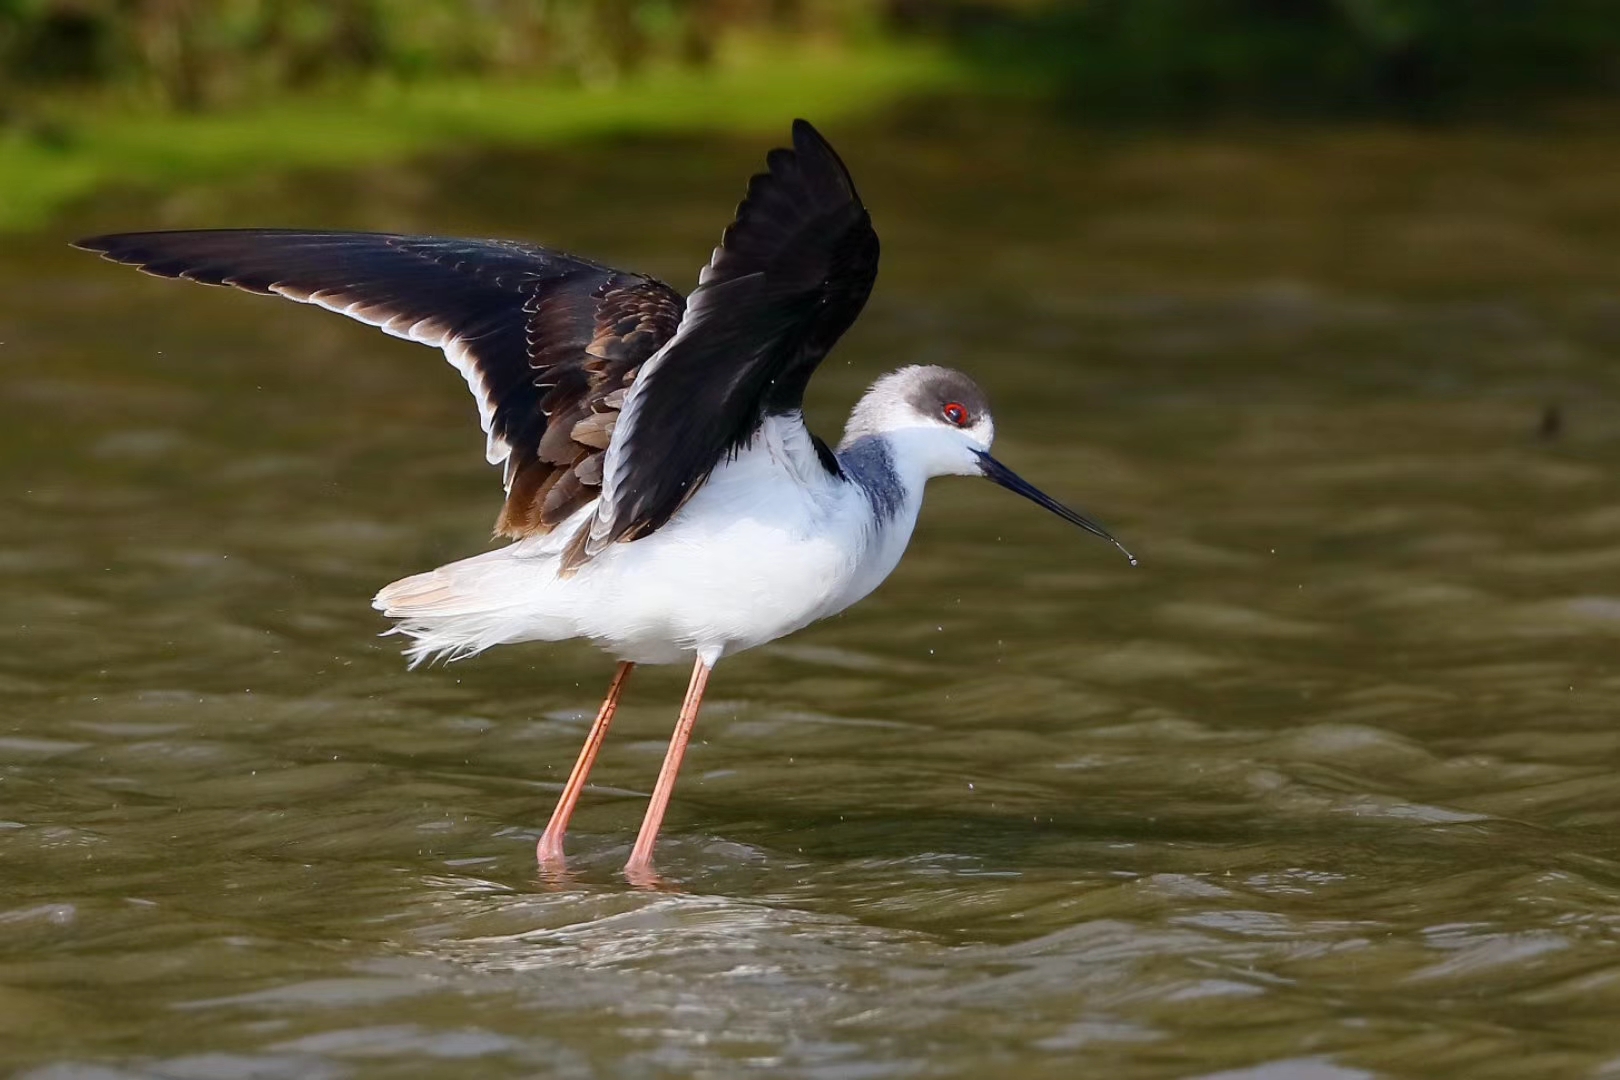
[587,119,879,554]
[72,229,686,537]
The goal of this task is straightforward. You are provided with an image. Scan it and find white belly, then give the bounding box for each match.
[573,508,859,663]
[568,429,914,662]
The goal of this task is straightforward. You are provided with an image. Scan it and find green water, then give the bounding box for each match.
[5,114,1620,1079]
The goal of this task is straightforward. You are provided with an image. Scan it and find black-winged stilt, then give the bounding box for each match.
[76,120,1134,880]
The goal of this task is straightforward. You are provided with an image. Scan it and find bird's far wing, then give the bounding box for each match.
[73,229,686,538]
[581,119,880,564]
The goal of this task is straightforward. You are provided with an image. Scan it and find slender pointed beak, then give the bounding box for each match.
[976,452,1137,566]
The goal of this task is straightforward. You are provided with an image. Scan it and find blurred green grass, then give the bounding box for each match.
[8,0,1620,235]
[0,38,960,232]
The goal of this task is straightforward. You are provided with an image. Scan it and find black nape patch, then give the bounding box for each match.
[811,433,843,478]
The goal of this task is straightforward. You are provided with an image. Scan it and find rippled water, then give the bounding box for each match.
[6,112,1620,1078]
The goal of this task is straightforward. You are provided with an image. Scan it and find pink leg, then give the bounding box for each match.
[536,661,635,865]
[625,655,712,880]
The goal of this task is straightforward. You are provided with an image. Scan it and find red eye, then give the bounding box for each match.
[942,402,969,427]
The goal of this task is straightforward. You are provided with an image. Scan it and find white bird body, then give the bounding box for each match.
[78,121,1129,877]
[375,400,986,668]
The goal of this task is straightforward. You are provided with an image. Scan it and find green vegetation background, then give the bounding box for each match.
[3,0,1618,232]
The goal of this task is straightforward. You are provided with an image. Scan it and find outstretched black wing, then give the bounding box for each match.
[582,119,880,562]
[72,229,686,537]
[74,120,878,566]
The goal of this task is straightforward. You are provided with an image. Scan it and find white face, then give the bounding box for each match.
[839,364,996,478]
[882,402,997,479]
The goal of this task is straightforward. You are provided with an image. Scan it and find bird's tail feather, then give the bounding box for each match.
[373,549,554,668]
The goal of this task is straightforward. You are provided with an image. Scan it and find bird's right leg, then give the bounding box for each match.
[624,655,713,883]
[536,660,635,865]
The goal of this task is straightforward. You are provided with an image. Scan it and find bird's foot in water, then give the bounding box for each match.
[536,831,567,866]
[622,856,666,889]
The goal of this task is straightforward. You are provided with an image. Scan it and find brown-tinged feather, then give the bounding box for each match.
[492,274,684,541]
[573,451,605,487]
[570,411,616,450]
[541,466,589,520]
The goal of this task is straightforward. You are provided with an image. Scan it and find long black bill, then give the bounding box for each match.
[976,452,1137,566]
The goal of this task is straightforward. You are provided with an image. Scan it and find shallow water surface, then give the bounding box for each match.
[5,114,1620,1078]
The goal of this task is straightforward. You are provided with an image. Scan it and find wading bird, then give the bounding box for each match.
[77,120,1134,880]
